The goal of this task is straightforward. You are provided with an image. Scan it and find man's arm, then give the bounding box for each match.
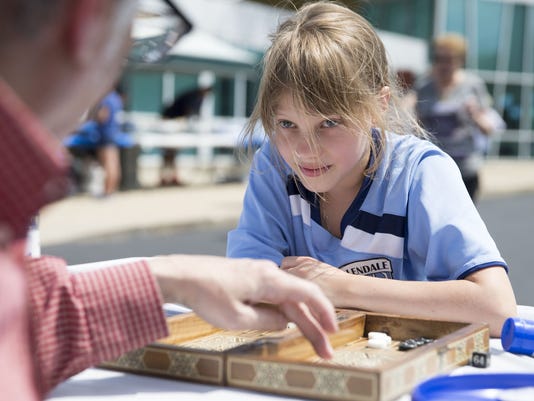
[27,256,168,396]
[28,254,338,397]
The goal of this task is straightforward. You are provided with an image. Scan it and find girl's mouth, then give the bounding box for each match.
[299,165,331,177]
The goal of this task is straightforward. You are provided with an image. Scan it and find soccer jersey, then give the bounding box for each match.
[227,132,507,281]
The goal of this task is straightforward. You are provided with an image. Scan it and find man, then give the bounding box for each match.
[0,1,337,400]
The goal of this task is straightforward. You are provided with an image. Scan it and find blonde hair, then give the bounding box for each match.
[243,1,428,175]
[432,33,467,63]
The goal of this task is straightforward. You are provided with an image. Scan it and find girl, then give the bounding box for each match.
[227,1,516,336]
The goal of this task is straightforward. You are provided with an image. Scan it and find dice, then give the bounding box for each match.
[470,351,490,368]
[367,331,392,349]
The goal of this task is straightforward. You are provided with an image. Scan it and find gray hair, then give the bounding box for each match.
[0,0,63,42]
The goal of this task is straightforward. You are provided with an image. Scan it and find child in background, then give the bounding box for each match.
[227,1,516,336]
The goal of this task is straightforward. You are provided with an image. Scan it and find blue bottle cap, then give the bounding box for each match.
[501,317,534,356]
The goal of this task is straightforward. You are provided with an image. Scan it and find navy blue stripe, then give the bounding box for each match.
[286,175,301,196]
[340,129,380,233]
[351,211,406,237]
[340,175,372,233]
[286,175,317,203]
[310,203,322,224]
[286,175,322,224]
[457,262,508,279]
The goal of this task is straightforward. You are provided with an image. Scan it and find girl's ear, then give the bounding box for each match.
[379,86,391,110]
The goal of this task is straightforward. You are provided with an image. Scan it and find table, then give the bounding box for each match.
[47,260,534,400]
[46,306,534,401]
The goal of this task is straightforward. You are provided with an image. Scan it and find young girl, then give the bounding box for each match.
[227,1,516,336]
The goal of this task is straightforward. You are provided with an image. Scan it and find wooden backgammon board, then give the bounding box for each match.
[101,309,489,401]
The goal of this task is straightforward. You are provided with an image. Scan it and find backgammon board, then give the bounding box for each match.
[101,309,489,401]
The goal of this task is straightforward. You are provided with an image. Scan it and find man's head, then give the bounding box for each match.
[0,0,63,40]
[0,0,137,138]
[0,0,191,138]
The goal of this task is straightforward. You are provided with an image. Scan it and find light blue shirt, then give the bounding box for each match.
[227,132,507,281]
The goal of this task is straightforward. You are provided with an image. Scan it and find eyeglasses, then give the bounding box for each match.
[129,0,192,63]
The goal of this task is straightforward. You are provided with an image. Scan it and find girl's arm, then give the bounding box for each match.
[227,144,293,264]
[281,150,518,337]
[281,256,516,337]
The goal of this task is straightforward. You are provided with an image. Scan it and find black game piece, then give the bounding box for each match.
[398,340,418,351]
[398,337,435,351]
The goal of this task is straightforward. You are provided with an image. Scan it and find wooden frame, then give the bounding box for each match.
[101,310,489,401]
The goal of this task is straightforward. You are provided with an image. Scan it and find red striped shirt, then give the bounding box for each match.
[0,79,168,399]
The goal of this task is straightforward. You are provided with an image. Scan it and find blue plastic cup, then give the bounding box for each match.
[501,317,534,356]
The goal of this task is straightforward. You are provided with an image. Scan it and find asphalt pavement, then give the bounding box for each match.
[39,158,534,246]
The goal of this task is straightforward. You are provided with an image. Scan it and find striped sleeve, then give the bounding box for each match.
[26,255,168,397]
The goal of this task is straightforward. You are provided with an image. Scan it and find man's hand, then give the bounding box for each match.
[148,255,338,359]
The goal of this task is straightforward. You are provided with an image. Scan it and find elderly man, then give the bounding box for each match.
[0,1,337,399]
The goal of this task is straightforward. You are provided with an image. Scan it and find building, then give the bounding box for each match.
[124,0,426,120]
[126,0,534,158]
[123,0,291,119]
[360,0,534,158]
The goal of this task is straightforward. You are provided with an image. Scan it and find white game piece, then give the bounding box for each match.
[368,331,392,344]
[368,331,388,339]
[367,337,389,349]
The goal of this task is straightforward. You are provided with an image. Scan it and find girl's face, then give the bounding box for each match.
[273,92,370,195]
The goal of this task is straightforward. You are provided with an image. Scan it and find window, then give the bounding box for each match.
[359,0,434,40]
[508,5,526,73]
[477,0,502,70]
[129,71,163,112]
[499,85,522,130]
[446,0,466,35]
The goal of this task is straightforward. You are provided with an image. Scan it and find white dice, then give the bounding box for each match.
[367,332,392,349]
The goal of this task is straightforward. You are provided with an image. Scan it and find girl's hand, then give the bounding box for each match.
[280,256,347,301]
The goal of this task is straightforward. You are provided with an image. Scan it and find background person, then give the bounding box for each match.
[415,33,505,202]
[159,85,213,186]
[94,87,128,195]
[0,1,338,400]
[65,85,134,196]
[227,2,516,337]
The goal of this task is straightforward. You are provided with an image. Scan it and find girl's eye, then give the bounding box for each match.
[278,120,295,129]
[322,119,339,128]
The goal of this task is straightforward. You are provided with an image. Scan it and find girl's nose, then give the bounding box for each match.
[294,130,319,157]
